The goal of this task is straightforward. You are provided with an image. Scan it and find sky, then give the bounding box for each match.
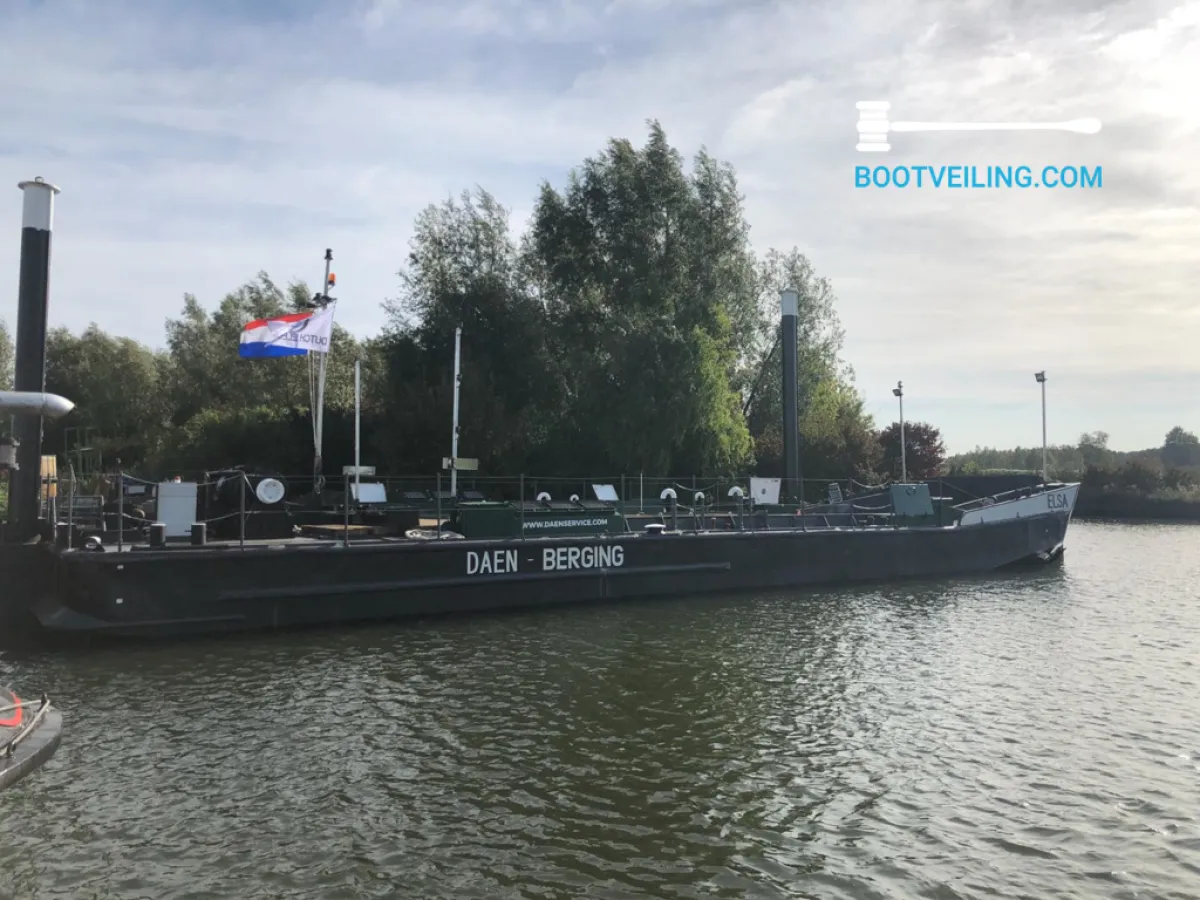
[1,0,1197,455]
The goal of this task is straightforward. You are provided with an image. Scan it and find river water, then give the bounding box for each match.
[1,521,1198,899]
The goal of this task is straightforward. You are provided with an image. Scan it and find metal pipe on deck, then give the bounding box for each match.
[5,178,61,543]
[0,392,73,418]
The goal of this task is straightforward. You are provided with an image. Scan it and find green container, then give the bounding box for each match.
[452,503,625,539]
[451,502,519,539]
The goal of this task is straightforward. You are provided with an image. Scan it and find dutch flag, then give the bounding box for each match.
[238,306,335,359]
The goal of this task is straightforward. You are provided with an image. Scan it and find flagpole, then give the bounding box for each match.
[312,248,332,495]
[354,356,361,501]
[450,325,462,497]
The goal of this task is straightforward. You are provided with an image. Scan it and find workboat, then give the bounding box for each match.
[0,687,63,791]
[0,177,1078,643]
[19,475,1079,639]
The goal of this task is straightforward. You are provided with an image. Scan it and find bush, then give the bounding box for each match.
[1114,459,1161,494]
[1162,467,1198,491]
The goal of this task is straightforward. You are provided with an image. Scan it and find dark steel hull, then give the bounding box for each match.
[27,510,1071,639]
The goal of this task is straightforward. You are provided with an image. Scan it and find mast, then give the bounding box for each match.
[310,248,333,494]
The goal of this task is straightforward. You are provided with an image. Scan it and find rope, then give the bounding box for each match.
[668,481,723,496]
[0,699,46,716]
[850,478,890,492]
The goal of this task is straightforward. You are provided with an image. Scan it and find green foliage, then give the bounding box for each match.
[952,428,1200,500]
[0,319,12,439]
[1162,426,1200,468]
[44,324,170,465]
[524,123,757,474]
[877,421,947,480]
[0,319,13,391]
[23,122,888,483]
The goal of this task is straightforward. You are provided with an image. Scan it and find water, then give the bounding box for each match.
[2,521,1198,899]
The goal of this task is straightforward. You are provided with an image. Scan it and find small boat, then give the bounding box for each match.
[0,687,62,791]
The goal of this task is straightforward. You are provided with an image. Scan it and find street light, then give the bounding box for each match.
[1034,371,1047,484]
[892,380,906,483]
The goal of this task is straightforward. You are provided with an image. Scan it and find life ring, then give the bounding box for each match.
[0,690,22,727]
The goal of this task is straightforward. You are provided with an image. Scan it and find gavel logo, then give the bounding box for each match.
[856,101,1102,152]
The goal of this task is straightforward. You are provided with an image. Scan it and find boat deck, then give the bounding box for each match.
[0,688,63,792]
[84,518,966,555]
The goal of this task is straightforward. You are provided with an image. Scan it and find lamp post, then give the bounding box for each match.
[1035,371,1047,484]
[892,381,905,483]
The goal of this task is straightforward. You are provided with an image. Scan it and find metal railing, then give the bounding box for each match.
[45,468,1018,548]
[72,470,911,546]
[953,481,1065,512]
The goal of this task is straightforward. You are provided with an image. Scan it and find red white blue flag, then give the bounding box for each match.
[239,305,336,358]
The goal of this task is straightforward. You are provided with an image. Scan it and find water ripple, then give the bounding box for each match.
[2,521,1199,899]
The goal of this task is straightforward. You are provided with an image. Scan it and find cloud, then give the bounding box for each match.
[0,0,1197,453]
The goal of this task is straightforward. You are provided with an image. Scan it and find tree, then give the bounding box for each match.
[163,273,362,426]
[526,121,754,474]
[0,319,13,391]
[375,188,562,474]
[1162,466,1196,491]
[1161,426,1200,468]
[740,248,876,479]
[156,274,367,472]
[1114,459,1160,494]
[0,320,12,438]
[10,124,881,485]
[44,324,170,465]
[1078,430,1111,468]
[877,421,946,480]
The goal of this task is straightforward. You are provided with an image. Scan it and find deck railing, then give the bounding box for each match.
[46,468,1030,548]
[952,481,1065,513]
[44,468,925,546]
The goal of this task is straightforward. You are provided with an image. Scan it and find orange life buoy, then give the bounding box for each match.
[0,692,23,728]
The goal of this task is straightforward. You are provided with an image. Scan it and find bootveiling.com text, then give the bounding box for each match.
[855,164,1103,189]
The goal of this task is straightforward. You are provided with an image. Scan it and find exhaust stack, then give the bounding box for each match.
[5,178,61,542]
[781,289,800,503]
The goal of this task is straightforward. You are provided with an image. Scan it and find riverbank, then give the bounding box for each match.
[1075,486,1200,522]
[935,474,1200,523]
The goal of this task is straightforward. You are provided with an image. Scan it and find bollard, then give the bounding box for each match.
[191,522,206,546]
[149,522,166,547]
